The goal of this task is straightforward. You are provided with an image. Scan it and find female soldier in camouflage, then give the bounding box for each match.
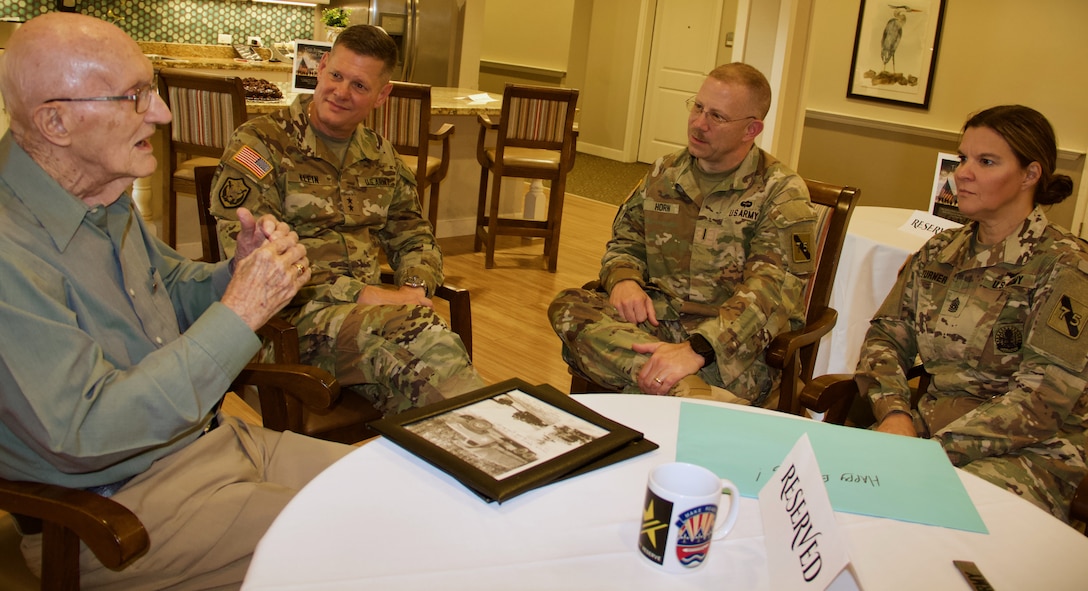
[857,105,1088,521]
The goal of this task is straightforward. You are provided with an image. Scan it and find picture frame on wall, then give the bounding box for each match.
[846,0,947,109]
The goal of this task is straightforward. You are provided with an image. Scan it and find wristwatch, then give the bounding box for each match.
[687,334,716,366]
[403,275,427,292]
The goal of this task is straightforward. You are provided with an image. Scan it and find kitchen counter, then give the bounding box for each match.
[431,87,502,116]
[139,41,292,74]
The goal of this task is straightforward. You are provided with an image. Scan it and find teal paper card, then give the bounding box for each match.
[676,403,987,533]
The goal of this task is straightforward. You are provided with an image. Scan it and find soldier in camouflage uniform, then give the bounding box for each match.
[549,64,816,406]
[857,105,1088,522]
[210,25,483,415]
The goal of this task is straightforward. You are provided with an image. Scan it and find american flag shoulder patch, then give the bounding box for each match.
[233,145,272,179]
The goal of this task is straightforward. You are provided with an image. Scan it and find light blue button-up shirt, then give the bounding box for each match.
[0,133,260,488]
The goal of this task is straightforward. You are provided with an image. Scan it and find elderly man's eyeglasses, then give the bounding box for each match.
[44,79,159,114]
[685,97,757,127]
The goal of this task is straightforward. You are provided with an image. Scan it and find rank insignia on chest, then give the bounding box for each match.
[791,232,813,263]
[1047,293,1085,339]
[218,177,252,209]
[947,297,961,313]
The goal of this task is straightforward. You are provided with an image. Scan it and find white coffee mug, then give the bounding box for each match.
[637,462,741,573]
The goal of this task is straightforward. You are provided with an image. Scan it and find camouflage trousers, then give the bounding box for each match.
[961,454,1076,522]
[287,302,484,416]
[548,287,773,404]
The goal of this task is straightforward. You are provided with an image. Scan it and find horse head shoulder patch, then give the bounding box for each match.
[218,177,252,209]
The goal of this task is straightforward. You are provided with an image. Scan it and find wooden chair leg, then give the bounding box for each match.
[474,166,489,253]
[545,176,567,273]
[164,188,177,249]
[426,177,441,233]
[485,172,503,269]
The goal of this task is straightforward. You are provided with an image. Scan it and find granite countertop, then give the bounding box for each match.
[431,87,502,116]
[140,41,292,73]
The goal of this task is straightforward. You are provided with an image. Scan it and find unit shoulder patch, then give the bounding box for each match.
[218,177,252,209]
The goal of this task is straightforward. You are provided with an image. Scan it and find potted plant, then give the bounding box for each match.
[322,8,351,41]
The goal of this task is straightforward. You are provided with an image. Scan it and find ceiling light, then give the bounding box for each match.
[253,0,318,7]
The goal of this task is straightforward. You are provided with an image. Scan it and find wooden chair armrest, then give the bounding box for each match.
[476,113,496,129]
[430,122,454,141]
[1071,474,1088,525]
[0,477,149,570]
[765,307,838,368]
[256,316,301,364]
[799,373,858,425]
[431,123,454,180]
[435,280,473,358]
[476,114,496,167]
[233,363,340,410]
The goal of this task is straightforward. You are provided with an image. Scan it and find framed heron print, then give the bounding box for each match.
[847,0,947,109]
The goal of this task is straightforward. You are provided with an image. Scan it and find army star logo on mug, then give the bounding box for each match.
[636,462,740,574]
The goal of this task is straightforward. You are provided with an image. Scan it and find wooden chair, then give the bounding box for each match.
[474,83,579,272]
[569,179,860,424]
[194,166,473,443]
[0,361,341,590]
[158,68,248,250]
[366,81,454,233]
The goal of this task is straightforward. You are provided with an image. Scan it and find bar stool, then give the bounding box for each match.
[158,68,248,249]
[474,84,579,272]
[366,81,453,233]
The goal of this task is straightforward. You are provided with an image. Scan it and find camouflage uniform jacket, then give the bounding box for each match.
[601,146,816,389]
[858,207,1088,480]
[210,94,442,316]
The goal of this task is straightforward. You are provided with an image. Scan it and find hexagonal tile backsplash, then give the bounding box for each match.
[2,1,314,46]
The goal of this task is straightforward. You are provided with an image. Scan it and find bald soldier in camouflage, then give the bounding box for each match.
[549,63,816,406]
[857,105,1088,522]
[211,25,483,415]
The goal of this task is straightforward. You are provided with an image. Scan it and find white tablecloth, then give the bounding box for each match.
[242,394,1088,590]
[813,206,933,376]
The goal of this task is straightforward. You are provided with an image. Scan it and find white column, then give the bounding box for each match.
[522,179,547,220]
[132,175,155,230]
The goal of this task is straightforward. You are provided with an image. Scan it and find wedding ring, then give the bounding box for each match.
[295,263,306,277]
[654,377,663,385]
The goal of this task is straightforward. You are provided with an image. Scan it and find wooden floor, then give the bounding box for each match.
[436,193,618,390]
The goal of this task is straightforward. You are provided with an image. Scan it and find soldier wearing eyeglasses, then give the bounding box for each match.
[0,13,353,588]
[550,63,816,406]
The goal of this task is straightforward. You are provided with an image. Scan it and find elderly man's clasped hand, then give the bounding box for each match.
[221,207,310,331]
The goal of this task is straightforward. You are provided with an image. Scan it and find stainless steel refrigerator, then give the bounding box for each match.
[329,0,464,87]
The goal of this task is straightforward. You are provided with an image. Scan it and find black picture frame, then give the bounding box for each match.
[846,0,946,109]
[369,378,657,503]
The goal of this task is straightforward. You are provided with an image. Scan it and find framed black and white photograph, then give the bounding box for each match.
[291,39,332,94]
[370,379,656,503]
[846,0,946,109]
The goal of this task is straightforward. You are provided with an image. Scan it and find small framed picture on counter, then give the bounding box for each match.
[291,39,331,94]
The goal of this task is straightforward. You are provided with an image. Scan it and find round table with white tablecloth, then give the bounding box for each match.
[241,394,1088,591]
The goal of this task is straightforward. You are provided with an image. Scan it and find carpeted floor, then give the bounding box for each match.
[564,152,651,205]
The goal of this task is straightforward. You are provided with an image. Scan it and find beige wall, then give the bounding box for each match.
[481,0,575,72]
[798,0,1087,231]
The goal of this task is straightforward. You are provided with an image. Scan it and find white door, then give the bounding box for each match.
[636,0,724,164]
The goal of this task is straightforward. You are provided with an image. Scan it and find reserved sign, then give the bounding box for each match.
[759,434,855,590]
